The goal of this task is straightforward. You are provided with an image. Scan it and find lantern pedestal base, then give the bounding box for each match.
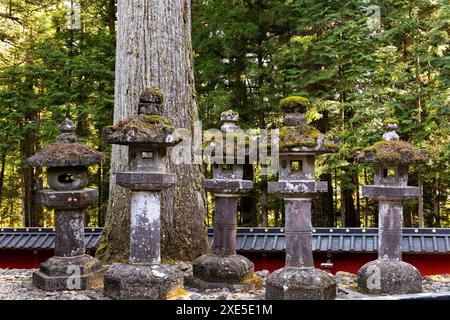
[103,263,182,300]
[32,254,103,291]
[357,259,422,294]
[265,267,336,300]
[192,254,254,283]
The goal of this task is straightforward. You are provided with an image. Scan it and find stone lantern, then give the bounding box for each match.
[192,110,255,285]
[27,118,104,291]
[102,88,183,300]
[265,96,338,300]
[356,119,428,294]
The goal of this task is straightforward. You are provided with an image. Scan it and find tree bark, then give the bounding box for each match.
[0,148,6,211]
[96,0,209,263]
[21,112,42,227]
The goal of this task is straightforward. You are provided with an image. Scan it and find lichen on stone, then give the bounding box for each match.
[356,140,428,165]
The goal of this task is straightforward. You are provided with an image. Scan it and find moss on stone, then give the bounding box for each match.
[140,87,164,104]
[27,142,104,167]
[222,109,239,118]
[202,131,251,151]
[279,96,310,112]
[383,118,399,125]
[104,115,178,145]
[357,140,428,164]
[279,124,320,149]
[143,115,173,125]
[322,139,339,152]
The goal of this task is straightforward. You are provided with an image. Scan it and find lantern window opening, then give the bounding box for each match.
[58,173,76,184]
[291,160,303,173]
[142,151,154,160]
[222,163,233,171]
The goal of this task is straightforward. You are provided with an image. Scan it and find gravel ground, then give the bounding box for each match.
[0,268,449,300]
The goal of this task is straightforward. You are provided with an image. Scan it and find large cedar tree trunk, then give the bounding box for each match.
[96,0,209,263]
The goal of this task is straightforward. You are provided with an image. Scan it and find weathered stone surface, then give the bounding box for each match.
[33,255,103,291]
[212,163,244,180]
[46,166,88,191]
[357,259,422,294]
[212,196,239,256]
[265,267,336,300]
[37,188,98,209]
[279,154,315,181]
[116,172,176,191]
[193,254,254,283]
[129,191,161,264]
[284,198,314,268]
[203,179,253,194]
[103,264,182,300]
[184,273,263,292]
[256,269,270,278]
[362,185,420,201]
[378,201,403,260]
[268,180,328,196]
[54,210,85,257]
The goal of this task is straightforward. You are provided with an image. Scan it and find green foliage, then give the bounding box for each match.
[0,0,115,227]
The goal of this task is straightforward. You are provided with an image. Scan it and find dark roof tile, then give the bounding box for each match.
[1,227,449,254]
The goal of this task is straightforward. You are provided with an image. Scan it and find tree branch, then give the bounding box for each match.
[0,13,23,26]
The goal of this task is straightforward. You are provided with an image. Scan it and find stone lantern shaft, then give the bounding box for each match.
[378,201,403,260]
[130,191,161,264]
[285,198,314,268]
[213,195,238,256]
[55,209,85,257]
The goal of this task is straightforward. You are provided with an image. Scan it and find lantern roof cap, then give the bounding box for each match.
[104,89,184,146]
[277,96,338,154]
[279,96,310,113]
[27,118,104,167]
[355,120,428,165]
[278,125,338,154]
[103,115,183,146]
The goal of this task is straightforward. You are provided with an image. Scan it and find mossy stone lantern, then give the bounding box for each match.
[27,118,104,291]
[355,119,428,294]
[102,88,183,300]
[265,96,338,300]
[192,110,255,285]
